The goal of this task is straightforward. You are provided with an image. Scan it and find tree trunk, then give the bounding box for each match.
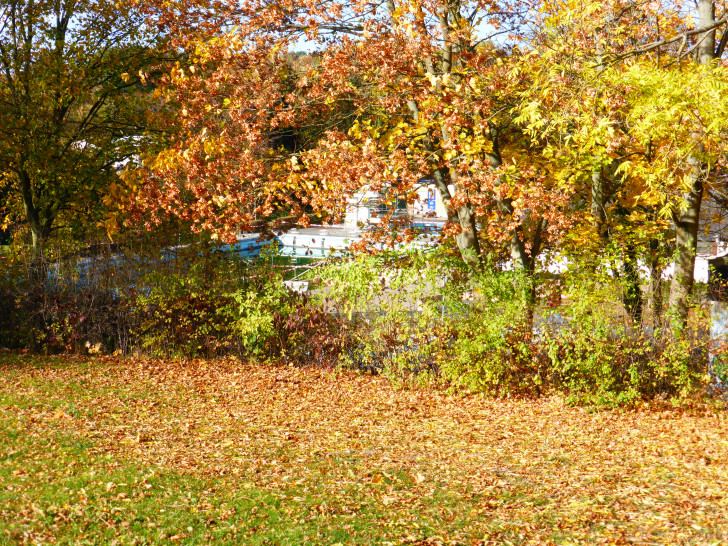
[622,245,643,324]
[591,33,608,241]
[429,167,482,270]
[591,168,607,240]
[483,131,546,332]
[668,170,704,333]
[18,168,55,287]
[19,169,43,251]
[453,203,482,268]
[667,0,713,334]
[697,0,716,65]
[485,129,533,272]
[648,239,664,332]
[405,99,482,269]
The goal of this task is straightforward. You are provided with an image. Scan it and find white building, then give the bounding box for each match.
[344,183,450,228]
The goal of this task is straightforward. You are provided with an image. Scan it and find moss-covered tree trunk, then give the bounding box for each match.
[667,0,714,334]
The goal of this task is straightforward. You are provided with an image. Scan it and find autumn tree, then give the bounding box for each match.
[130,0,578,284]
[0,0,167,254]
[664,0,726,332]
[514,0,728,329]
[129,0,728,339]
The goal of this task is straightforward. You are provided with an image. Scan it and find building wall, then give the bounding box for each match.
[345,184,451,227]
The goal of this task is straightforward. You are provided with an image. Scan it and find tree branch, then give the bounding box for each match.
[611,16,728,62]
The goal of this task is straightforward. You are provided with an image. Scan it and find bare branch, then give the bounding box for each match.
[610,15,728,62]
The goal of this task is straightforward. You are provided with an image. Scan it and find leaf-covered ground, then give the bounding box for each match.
[1,354,727,544]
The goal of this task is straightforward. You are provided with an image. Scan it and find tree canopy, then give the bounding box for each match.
[115,0,728,330]
[0,0,168,248]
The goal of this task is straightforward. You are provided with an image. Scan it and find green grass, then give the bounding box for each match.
[0,425,483,545]
[0,355,482,544]
[1,353,727,544]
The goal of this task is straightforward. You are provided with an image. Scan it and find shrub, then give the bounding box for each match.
[0,243,134,353]
[316,250,451,382]
[1,234,715,404]
[0,234,350,362]
[440,266,545,396]
[314,248,711,404]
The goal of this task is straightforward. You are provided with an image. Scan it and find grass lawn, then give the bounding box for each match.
[1,353,727,544]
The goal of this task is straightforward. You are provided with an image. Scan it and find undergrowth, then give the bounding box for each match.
[0,237,722,404]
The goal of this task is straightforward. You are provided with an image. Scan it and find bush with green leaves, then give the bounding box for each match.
[314,248,711,404]
[439,266,546,396]
[0,240,135,353]
[133,266,239,358]
[1,231,715,404]
[231,269,346,365]
[315,250,546,392]
[127,243,348,363]
[315,249,457,383]
[0,234,347,363]
[536,266,709,405]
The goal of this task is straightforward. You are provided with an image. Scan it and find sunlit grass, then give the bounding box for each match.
[1,353,727,544]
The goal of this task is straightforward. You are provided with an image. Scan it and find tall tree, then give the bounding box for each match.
[666,0,719,332]
[0,0,165,252]
[514,0,728,328]
[130,0,728,341]
[131,0,576,283]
